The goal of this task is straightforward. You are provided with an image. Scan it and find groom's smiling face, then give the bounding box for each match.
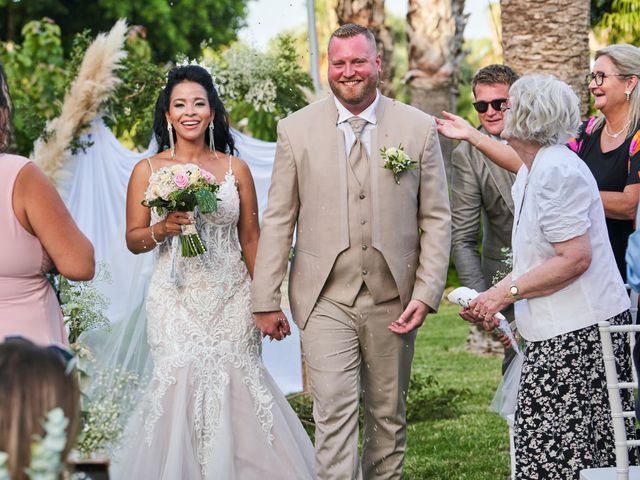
[328,33,381,115]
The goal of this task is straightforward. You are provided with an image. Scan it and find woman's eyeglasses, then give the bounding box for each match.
[585,72,626,86]
[472,98,508,113]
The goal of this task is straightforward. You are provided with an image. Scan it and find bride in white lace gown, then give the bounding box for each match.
[111,64,315,479]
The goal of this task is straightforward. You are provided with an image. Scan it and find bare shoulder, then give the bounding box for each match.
[229,156,254,183]
[131,152,167,179]
[16,161,54,191]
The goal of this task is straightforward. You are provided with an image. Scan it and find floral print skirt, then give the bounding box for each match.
[514,310,637,480]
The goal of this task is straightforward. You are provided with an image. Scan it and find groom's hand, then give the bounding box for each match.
[388,299,430,335]
[254,310,290,341]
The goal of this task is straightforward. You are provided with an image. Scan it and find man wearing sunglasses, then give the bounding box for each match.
[451,64,519,367]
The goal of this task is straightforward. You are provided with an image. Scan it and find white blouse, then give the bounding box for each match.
[511,144,629,342]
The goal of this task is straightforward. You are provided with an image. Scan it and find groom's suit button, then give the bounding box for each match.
[360,219,367,225]
[362,270,368,275]
[359,193,366,199]
[362,245,368,250]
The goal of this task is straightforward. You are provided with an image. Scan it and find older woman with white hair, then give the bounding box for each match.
[460,75,636,479]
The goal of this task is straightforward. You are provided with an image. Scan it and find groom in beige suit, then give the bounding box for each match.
[251,24,451,479]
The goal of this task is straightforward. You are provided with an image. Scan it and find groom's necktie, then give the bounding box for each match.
[347,116,369,184]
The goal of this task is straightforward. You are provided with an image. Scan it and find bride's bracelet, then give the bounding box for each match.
[150,224,163,247]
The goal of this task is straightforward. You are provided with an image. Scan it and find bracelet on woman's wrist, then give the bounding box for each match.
[150,224,163,246]
[472,133,487,149]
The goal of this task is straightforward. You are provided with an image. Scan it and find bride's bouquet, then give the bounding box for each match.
[143,164,219,257]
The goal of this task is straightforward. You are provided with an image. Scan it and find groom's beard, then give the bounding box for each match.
[329,74,378,108]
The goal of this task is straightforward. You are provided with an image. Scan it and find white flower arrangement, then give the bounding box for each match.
[209,43,279,114]
[0,408,69,480]
[380,145,417,184]
[58,264,112,344]
[76,367,141,458]
[26,408,69,480]
[49,264,141,460]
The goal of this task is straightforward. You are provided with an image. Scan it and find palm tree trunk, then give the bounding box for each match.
[501,0,591,117]
[406,0,467,180]
[336,0,395,97]
[307,0,322,96]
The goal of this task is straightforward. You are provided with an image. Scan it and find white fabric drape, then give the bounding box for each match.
[63,118,302,394]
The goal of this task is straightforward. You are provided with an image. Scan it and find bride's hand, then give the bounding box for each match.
[435,111,476,142]
[254,310,290,341]
[162,211,193,237]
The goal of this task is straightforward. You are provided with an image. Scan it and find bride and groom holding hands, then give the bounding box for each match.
[116,22,450,479]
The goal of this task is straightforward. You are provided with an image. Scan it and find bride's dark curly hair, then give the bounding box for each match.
[153,64,236,155]
[0,63,13,153]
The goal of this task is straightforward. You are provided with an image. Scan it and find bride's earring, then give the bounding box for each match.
[209,121,215,152]
[167,121,175,159]
[209,120,219,159]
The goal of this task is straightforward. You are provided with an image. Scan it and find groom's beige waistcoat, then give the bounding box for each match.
[252,94,451,328]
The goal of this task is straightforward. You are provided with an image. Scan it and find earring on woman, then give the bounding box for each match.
[626,91,631,101]
[209,120,219,159]
[167,121,175,159]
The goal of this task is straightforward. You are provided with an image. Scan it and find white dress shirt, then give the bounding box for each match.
[511,144,629,342]
[334,91,380,158]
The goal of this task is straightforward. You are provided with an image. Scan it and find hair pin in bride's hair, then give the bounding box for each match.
[166,57,219,87]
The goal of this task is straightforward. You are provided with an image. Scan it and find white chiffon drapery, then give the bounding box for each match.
[62,119,302,394]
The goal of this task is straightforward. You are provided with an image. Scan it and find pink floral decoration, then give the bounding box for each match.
[173,172,189,188]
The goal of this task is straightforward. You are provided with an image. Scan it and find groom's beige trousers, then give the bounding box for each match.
[300,287,415,480]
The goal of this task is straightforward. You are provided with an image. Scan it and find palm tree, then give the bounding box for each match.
[336,0,396,97]
[500,0,591,116]
[406,0,467,179]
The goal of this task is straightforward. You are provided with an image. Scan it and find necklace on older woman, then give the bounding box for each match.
[604,119,632,139]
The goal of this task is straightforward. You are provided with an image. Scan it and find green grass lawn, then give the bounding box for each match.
[404,302,511,480]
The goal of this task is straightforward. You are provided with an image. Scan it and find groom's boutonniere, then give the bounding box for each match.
[380,145,417,184]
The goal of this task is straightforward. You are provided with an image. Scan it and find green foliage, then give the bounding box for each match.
[592,0,615,26]
[406,303,510,479]
[447,255,461,289]
[0,0,250,63]
[102,27,165,150]
[386,9,410,104]
[0,19,67,155]
[406,370,469,422]
[286,392,315,439]
[595,0,640,44]
[208,35,313,141]
[1,19,163,155]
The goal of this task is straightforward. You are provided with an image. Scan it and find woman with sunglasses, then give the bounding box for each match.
[437,44,640,282]
[0,63,95,346]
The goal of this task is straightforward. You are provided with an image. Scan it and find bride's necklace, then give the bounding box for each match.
[604,119,632,139]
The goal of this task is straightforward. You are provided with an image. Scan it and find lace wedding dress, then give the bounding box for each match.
[110,163,315,479]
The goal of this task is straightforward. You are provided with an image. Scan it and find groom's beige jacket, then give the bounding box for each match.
[251,94,451,328]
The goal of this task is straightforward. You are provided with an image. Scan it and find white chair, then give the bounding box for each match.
[506,413,516,479]
[579,320,640,480]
